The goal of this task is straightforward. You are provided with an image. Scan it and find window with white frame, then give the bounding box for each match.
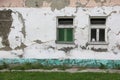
[57,17,74,44]
[89,17,107,44]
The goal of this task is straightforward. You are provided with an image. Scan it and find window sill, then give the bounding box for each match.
[56,41,74,44]
[88,42,109,45]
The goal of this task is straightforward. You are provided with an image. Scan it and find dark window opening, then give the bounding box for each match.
[90,18,106,25]
[99,29,105,41]
[91,29,96,42]
[58,18,73,25]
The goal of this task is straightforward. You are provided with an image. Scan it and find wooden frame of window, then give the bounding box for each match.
[56,16,74,44]
[88,16,108,45]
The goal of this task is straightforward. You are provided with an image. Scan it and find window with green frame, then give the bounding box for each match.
[57,28,73,43]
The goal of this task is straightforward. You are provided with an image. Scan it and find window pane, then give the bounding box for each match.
[90,18,106,24]
[58,28,65,41]
[66,28,73,42]
[91,29,96,42]
[99,29,105,41]
[58,18,73,25]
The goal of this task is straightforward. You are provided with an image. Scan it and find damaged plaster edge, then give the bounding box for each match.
[0,6,119,10]
[15,11,26,38]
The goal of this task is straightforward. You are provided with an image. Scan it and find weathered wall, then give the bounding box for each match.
[0,6,119,60]
[0,0,24,7]
[0,0,120,8]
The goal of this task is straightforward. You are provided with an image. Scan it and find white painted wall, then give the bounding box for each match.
[0,6,120,60]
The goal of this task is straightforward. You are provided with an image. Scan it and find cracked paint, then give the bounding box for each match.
[0,3,119,60]
[0,0,120,8]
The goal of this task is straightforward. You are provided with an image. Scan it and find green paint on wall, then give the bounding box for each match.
[0,59,120,69]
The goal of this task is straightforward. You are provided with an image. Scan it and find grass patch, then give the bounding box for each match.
[0,62,72,70]
[0,61,120,70]
[0,72,120,80]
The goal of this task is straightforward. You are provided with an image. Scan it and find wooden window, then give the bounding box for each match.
[89,17,107,44]
[57,17,74,44]
[57,28,73,42]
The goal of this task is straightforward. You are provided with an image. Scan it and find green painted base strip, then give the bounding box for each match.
[0,59,120,69]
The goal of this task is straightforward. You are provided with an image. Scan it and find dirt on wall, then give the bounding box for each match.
[0,10,12,47]
[25,0,70,11]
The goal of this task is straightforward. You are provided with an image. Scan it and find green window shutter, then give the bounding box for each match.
[58,28,65,41]
[66,28,73,42]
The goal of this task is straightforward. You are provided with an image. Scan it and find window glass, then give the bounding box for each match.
[57,17,74,43]
[90,17,106,44]
[91,29,96,42]
[90,18,106,25]
[99,29,105,41]
[57,28,73,42]
[58,28,64,41]
[58,18,73,25]
[67,28,73,41]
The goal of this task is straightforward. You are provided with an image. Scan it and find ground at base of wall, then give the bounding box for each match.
[0,68,120,74]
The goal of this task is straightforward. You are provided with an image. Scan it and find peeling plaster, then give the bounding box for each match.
[25,0,70,11]
[91,47,108,52]
[0,46,12,51]
[94,0,106,3]
[0,10,12,48]
[7,10,26,50]
[75,0,90,13]
[14,43,27,50]
[59,47,74,53]
[94,0,107,6]
[16,11,26,38]
[34,40,43,44]
[76,0,90,7]
[0,7,119,59]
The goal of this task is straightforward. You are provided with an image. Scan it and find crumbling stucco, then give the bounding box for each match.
[0,10,12,47]
[94,0,108,6]
[0,0,120,7]
[16,11,26,38]
[0,7,119,60]
[59,47,74,53]
[0,46,12,51]
[76,0,90,7]
[25,0,70,11]
[91,47,108,52]
[7,10,27,50]
[34,40,43,44]
[94,0,106,3]
[14,43,27,50]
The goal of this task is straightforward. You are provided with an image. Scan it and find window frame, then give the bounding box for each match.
[88,16,108,45]
[56,16,74,44]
